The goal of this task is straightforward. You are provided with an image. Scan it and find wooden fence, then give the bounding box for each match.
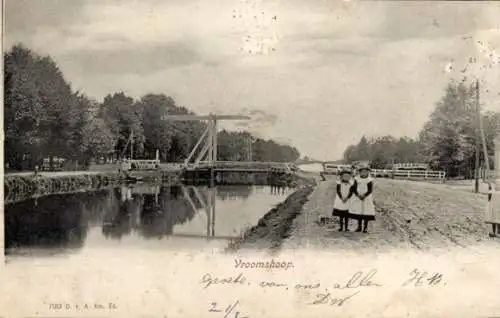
[130,159,160,170]
[371,169,446,182]
[196,161,293,172]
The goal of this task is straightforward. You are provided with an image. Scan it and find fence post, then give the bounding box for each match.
[425,171,428,179]
[407,171,410,179]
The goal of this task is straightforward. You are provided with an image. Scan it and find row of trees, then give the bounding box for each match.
[343,136,425,169]
[4,44,300,170]
[343,82,500,178]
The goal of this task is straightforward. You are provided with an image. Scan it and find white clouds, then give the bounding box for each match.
[5,0,500,159]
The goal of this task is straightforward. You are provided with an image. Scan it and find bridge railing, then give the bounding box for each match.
[197,161,292,170]
[130,159,159,170]
[372,169,446,181]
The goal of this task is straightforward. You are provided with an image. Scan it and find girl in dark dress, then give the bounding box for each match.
[332,168,355,231]
[350,163,375,233]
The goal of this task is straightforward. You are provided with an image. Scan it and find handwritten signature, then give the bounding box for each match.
[209,301,248,318]
[401,269,444,287]
[311,290,360,306]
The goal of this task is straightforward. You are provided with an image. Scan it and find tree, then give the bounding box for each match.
[100,92,145,159]
[419,82,476,177]
[136,94,175,160]
[79,118,117,163]
[4,44,83,168]
[356,136,370,161]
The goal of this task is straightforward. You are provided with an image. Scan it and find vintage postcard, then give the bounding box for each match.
[2,0,500,317]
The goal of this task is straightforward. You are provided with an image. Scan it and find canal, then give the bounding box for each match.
[5,183,292,260]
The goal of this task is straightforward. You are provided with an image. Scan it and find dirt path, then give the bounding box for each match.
[283,176,499,251]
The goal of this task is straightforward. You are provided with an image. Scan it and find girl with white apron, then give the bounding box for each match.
[350,164,375,233]
[332,168,355,231]
[485,182,500,237]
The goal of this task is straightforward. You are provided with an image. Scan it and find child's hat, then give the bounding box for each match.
[339,167,352,175]
[357,163,371,171]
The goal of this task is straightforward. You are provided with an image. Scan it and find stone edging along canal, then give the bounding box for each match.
[4,170,184,204]
[226,173,317,252]
[4,172,122,204]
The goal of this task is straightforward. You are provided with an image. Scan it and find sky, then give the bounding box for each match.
[5,0,500,160]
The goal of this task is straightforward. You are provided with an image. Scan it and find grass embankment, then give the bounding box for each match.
[226,173,316,252]
[5,165,186,203]
[4,172,121,204]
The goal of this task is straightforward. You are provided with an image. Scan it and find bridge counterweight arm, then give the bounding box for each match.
[160,113,250,169]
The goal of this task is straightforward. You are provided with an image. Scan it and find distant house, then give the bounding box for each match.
[42,157,66,171]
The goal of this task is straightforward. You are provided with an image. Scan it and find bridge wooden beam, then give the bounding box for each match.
[161,113,250,169]
[184,126,209,166]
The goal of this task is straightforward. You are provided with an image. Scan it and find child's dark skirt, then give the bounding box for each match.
[349,212,375,221]
[332,208,349,218]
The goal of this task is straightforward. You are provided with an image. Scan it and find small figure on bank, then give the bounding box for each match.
[332,168,355,231]
[350,163,375,233]
[120,158,132,179]
[485,182,500,237]
[320,171,326,181]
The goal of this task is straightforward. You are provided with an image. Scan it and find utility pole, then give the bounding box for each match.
[248,136,253,161]
[475,79,481,193]
[130,130,134,160]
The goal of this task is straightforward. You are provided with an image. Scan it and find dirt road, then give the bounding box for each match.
[283,176,498,251]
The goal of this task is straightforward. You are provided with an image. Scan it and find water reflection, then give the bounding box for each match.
[270,185,287,195]
[5,183,292,255]
[5,195,88,250]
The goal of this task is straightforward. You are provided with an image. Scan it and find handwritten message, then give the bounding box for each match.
[202,268,445,316]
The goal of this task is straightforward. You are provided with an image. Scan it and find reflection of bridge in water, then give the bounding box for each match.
[105,183,289,241]
[116,183,290,240]
[112,183,229,239]
[4,182,290,253]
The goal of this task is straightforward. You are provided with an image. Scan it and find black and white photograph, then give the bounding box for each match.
[2,0,500,317]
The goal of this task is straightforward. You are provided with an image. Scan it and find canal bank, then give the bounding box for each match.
[4,169,299,204]
[226,172,316,252]
[4,170,182,204]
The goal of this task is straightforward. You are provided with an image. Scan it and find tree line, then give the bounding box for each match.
[343,81,500,178]
[4,44,300,170]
